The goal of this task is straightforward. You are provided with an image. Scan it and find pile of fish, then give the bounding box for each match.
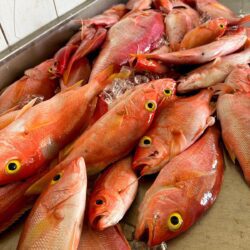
[0,0,249,249]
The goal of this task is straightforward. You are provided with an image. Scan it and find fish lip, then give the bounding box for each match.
[135,221,154,246]
[91,214,108,230]
[133,163,149,175]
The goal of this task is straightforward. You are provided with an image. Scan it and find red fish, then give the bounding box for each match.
[0,67,112,185]
[88,156,138,230]
[212,64,250,94]
[89,10,164,82]
[177,47,250,93]
[133,89,215,175]
[78,4,127,28]
[217,93,250,185]
[196,0,250,26]
[135,126,224,245]
[18,157,87,250]
[180,18,228,50]
[165,2,200,51]
[0,172,45,233]
[0,59,58,115]
[78,224,131,250]
[126,0,152,10]
[141,27,247,65]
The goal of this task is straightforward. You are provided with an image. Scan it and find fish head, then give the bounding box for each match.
[88,188,124,230]
[135,187,193,246]
[207,18,227,37]
[133,135,168,175]
[40,157,86,212]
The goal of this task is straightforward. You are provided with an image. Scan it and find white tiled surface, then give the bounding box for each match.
[0,0,87,52]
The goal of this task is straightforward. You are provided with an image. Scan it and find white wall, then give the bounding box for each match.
[0,0,87,52]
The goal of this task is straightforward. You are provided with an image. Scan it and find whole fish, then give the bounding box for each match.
[18,157,87,250]
[133,89,215,175]
[180,18,227,50]
[79,4,127,28]
[126,0,152,10]
[78,224,131,250]
[0,59,58,115]
[141,28,247,65]
[217,93,250,184]
[177,47,250,93]
[89,10,164,82]
[88,156,138,230]
[0,172,45,233]
[26,78,176,196]
[165,1,200,51]
[196,0,250,26]
[212,64,250,94]
[0,67,112,185]
[135,126,224,246]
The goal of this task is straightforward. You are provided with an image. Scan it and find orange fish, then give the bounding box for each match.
[177,47,250,93]
[141,27,247,65]
[180,18,228,50]
[88,156,138,230]
[133,89,215,175]
[135,126,224,246]
[217,93,250,184]
[0,67,112,185]
[18,157,87,250]
[78,223,131,250]
[0,59,58,115]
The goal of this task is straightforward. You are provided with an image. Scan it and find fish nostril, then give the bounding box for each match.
[148,150,159,157]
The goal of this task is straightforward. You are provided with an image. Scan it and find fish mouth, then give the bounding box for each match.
[135,222,154,246]
[91,214,107,230]
[133,163,149,175]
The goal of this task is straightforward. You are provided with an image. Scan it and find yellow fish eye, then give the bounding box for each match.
[5,160,21,175]
[145,100,157,112]
[163,88,173,97]
[167,212,183,231]
[139,136,152,147]
[50,172,63,185]
[219,24,225,29]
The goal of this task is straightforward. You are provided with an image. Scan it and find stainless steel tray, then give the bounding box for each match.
[0,1,250,250]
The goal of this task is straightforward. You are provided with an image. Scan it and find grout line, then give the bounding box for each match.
[52,0,59,17]
[0,23,9,46]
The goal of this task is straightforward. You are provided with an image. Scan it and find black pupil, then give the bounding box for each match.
[220,24,224,28]
[165,89,171,94]
[8,163,17,171]
[171,216,179,225]
[96,199,104,205]
[53,174,61,182]
[147,102,154,109]
[144,139,151,145]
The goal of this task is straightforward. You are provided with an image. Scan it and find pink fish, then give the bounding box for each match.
[133,89,215,175]
[177,47,250,93]
[217,93,250,184]
[135,126,224,245]
[140,27,247,65]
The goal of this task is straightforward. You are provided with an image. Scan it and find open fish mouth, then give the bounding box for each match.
[135,222,154,246]
[91,214,107,230]
[134,163,149,175]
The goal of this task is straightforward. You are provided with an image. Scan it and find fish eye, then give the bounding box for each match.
[163,88,173,97]
[145,100,157,112]
[219,24,225,29]
[139,136,152,147]
[96,199,104,205]
[50,172,63,185]
[167,212,183,231]
[5,160,21,174]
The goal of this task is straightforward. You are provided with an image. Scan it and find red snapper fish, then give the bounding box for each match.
[164,1,200,51]
[196,0,250,26]
[140,28,247,65]
[177,47,250,93]
[89,10,164,82]
[0,59,58,115]
[78,224,131,250]
[135,126,224,246]
[17,157,87,250]
[217,93,250,185]
[0,67,112,185]
[88,156,138,230]
[133,89,215,175]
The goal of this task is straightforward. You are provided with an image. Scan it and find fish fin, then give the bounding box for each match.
[239,14,250,25]
[15,98,37,120]
[211,83,234,95]
[60,80,83,92]
[169,129,187,159]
